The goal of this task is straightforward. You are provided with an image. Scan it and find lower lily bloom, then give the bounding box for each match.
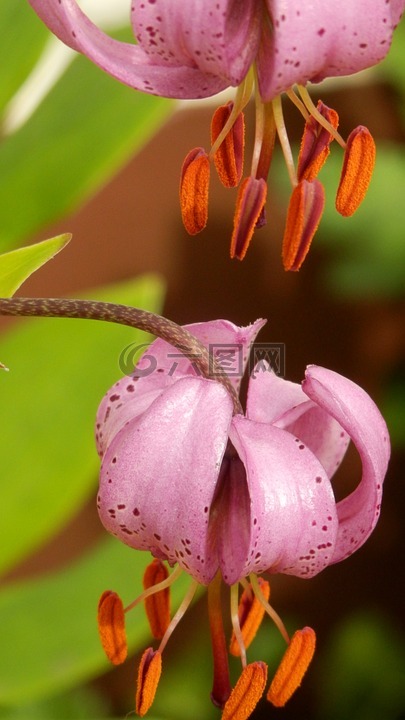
[95,318,389,718]
[28,1,404,268]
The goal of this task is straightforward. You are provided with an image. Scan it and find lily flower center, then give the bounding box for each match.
[180,51,376,270]
[98,558,316,719]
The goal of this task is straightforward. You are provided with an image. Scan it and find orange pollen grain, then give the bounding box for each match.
[97,590,127,665]
[211,102,245,188]
[179,147,210,235]
[143,559,170,639]
[222,662,268,720]
[335,125,376,217]
[230,579,270,656]
[267,626,316,707]
[135,647,162,717]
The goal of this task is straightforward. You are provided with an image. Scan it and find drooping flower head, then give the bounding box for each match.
[28,0,404,268]
[95,318,389,718]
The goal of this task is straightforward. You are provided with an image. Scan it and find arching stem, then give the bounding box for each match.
[0,297,242,414]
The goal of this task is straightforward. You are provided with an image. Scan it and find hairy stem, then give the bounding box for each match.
[0,297,242,414]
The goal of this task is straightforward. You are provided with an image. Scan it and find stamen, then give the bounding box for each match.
[249,575,290,645]
[230,177,267,260]
[272,95,297,188]
[230,578,270,658]
[209,72,253,158]
[267,626,316,707]
[297,85,346,149]
[282,178,325,271]
[210,102,245,188]
[158,578,199,655]
[143,559,170,639]
[221,662,268,720]
[285,87,310,121]
[335,125,376,217]
[297,101,339,182]
[125,564,182,614]
[135,647,162,717]
[179,147,210,235]
[251,93,276,182]
[97,590,127,665]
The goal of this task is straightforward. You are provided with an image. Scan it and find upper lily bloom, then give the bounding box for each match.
[28,0,404,268]
[95,318,389,718]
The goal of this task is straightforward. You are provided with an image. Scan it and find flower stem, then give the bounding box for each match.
[0,297,242,414]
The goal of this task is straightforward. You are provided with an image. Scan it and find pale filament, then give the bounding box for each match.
[249,574,290,645]
[230,583,247,669]
[271,95,297,188]
[124,564,183,614]
[158,578,199,654]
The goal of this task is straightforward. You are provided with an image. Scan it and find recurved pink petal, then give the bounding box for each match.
[246,368,349,478]
[28,0,227,98]
[302,366,390,564]
[98,376,233,585]
[227,416,338,580]
[132,0,263,87]
[257,0,405,101]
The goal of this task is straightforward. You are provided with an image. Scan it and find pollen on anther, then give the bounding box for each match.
[180,147,210,235]
[267,626,316,707]
[97,590,127,665]
[222,661,268,720]
[211,102,245,188]
[135,647,162,717]
[335,126,376,216]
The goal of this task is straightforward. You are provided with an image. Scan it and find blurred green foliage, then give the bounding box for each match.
[0,5,173,252]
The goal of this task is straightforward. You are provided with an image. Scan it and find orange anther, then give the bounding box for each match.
[298,101,339,182]
[336,125,376,217]
[135,647,162,717]
[211,102,245,188]
[97,590,127,665]
[230,177,267,260]
[222,662,268,720]
[267,626,316,707]
[143,559,170,639]
[180,147,210,235]
[230,579,270,656]
[282,179,325,271]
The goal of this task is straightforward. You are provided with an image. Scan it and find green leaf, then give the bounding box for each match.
[0,274,164,576]
[0,36,173,252]
[0,234,71,296]
[0,537,189,706]
[0,1,49,115]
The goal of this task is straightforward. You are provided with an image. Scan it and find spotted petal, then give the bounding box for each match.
[28,0,262,98]
[98,376,233,585]
[302,366,390,564]
[228,416,338,580]
[246,367,349,478]
[257,0,405,101]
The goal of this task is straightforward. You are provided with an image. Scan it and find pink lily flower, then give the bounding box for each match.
[95,319,389,717]
[28,1,404,267]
